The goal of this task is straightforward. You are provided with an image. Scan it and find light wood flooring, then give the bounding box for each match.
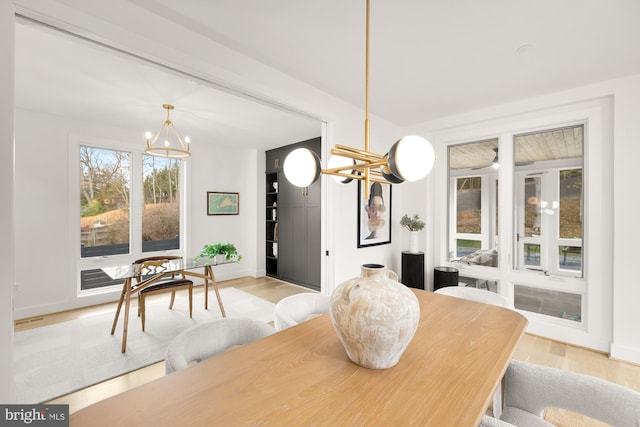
[14,276,640,426]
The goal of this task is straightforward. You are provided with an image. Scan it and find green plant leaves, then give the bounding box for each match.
[194,242,242,262]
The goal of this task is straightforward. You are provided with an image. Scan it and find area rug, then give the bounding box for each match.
[12,287,275,404]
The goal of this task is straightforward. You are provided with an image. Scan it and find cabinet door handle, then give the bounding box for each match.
[275,158,279,169]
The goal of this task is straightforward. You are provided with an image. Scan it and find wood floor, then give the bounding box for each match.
[15,276,640,426]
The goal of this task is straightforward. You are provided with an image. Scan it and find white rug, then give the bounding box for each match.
[13,287,275,404]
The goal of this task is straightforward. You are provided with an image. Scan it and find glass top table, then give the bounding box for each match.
[107,256,233,352]
[102,257,233,281]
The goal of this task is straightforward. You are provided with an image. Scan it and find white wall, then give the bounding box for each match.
[609,76,640,364]
[187,142,259,280]
[408,74,640,364]
[0,0,15,403]
[12,108,263,318]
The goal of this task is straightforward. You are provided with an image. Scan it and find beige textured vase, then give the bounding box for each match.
[329,263,420,369]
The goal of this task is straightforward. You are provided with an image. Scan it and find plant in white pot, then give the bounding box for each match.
[194,242,242,264]
[400,214,425,254]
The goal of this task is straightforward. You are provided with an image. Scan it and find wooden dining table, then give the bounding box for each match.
[71,289,527,426]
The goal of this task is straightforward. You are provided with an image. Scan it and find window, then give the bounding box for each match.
[440,98,612,350]
[79,145,183,291]
[448,138,499,266]
[142,154,180,252]
[80,146,131,258]
[447,125,584,317]
[514,125,583,278]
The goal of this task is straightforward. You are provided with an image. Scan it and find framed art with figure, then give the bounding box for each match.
[357,181,391,247]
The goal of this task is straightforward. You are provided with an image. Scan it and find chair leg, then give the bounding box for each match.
[169,290,176,309]
[189,286,193,318]
[141,294,146,332]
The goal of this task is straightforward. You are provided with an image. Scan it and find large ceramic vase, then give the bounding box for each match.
[329,263,420,369]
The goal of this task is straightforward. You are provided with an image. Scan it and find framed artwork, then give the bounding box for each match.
[207,192,239,215]
[357,181,392,247]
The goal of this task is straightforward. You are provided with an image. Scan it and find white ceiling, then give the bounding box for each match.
[14,19,322,152]
[14,0,640,151]
[133,0,640,125]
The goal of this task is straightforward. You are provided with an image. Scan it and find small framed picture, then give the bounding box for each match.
[357,181,391,247]
[207,192,239,215]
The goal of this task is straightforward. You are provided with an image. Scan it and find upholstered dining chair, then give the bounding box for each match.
[478,415,516,427]
[165,318,276,374]
[133,255,194,332]
[273,293,330,331]
[483,359,640,426]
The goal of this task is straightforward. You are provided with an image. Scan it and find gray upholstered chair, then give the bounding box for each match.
[273,293,330,331]
[434,286,513,308]
[484,359,640,426]
[165,318,275,374]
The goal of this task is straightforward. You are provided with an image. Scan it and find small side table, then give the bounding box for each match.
[401,251,424,289]
[433,266,459,291]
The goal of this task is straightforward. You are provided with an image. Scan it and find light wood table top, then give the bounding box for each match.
[71,289,527,426]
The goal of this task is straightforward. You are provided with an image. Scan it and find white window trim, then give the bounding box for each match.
[433,96,613,352]
[69,134,187,297]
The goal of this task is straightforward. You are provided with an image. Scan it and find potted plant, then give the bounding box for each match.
[195,242,242,264]
[400,214,425,253]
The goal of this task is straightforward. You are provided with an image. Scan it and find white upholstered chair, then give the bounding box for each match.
[273,293,330,331]
[478,415,516,427]
[165,318,275,374]
[483,359,640,426]
[434,286,513,308]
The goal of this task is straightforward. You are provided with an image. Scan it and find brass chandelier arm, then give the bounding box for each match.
[167,121,188,146]
[332,144,384,159]
[323,158,388,174]
[330,149,385,164]
[321,169,390,185]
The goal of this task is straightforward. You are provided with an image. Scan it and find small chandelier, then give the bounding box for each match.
[145,104,191,159]
[283,0,435,199]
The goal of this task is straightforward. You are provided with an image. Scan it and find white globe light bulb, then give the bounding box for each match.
[389,135,435,181]
[283,148,320,187]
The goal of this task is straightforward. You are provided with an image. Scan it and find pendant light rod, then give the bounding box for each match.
[282,0,436,193]
[363,0,371,198]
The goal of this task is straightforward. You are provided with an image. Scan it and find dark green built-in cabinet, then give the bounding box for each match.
[265,137,321,291]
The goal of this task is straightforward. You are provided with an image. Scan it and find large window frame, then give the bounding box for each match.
[434,97,613,352]
[72,136,186,295]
